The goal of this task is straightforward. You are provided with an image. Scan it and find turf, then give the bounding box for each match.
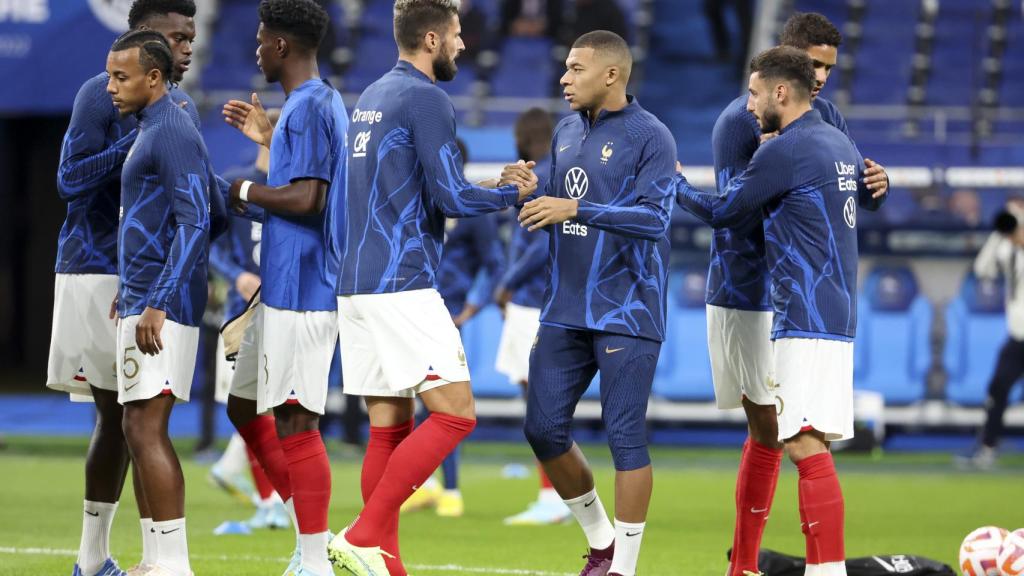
[0,437,1021,575]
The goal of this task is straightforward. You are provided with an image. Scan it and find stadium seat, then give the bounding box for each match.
[853,266,931,405]
[652,267,715,402]
[490,38,554,98]
[944,273,1020,406]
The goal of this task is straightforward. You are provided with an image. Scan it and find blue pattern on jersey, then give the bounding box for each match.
[436,213,506,315]
[209,164,266,318]
[337,61,520,296]
[118,94,212,326]
[704,95,852,310]
[262,79,348,311]
[56,72,199,275]
[538,97,677,342]
[675,109,886,341]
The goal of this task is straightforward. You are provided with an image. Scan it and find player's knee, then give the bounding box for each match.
[607,428,651,471]
[226,395,255,430]
[523,414,571,461]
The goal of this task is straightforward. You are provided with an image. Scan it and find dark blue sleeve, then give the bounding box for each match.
[56,77,137,199]
[502,228,548,291]
[411,88,520,216]
[285,96,333,183]
[209,231,244,283]
[677,138,793,228]
[712,105,759,193]
[574,123,677,241]
[826,104,888,212]
[147,127,211,311]
[169,87,202,130]
[214,174,265,222]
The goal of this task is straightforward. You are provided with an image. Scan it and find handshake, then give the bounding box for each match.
[482,160,538,202]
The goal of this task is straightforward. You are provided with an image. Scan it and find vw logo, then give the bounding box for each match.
[843,196,856,229]
[564,167,589,199]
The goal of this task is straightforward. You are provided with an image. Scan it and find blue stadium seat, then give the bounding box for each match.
[462,305,518,398]
[652,267,714,401]
[202,0,262,90]
[945,273,1010,406]
[853,266,931,405]
[490,38,554,98]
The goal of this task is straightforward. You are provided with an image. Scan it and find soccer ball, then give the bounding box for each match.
[960,526,1009,576]
[996,529,1024,576]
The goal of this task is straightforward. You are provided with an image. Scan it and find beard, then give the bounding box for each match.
[432,48,458,82]
[759,102,782,134]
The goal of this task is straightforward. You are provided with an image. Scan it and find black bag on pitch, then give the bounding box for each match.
[726,548,956,576]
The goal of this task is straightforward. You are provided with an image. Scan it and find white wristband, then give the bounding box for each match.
[239,180,253,202]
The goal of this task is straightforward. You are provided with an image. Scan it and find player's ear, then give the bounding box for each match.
[276,35,288,58]
[775,82,786,103]
[147,67,162,88]
[605,65,618,87]
[424,30,438,53]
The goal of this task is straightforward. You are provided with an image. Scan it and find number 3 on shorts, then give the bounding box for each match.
[122,346,140,380]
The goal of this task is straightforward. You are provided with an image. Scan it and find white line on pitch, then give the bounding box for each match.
[0,547,575,576]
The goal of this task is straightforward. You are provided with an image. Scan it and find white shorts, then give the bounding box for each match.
[227,304,262,406]
[116,314,200,404]
[773,337,855,442]
[214,335,233,404]
[249,304,337,414]
[338,289,470,398]
[706,304,774,409]
[495,302,541,385]
[47,274,119,397]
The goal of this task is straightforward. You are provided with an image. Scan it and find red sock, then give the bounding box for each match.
[797,452,845,564]
[280,430,331,534]
[237,415,292,500]
[539,463,553,490]
[730,438,782,575]
[247,445,275,501]
[362,420,415,576]
[347,412,475,546]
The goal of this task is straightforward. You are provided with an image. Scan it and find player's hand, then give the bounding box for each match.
[223,93,272,147]
[452,303,480,328]
[519,197,578,231]
[863,158,889,199]
[136,307,166,356]
[235,272,260,302]
[494,287,512,318]
[228,178,250,214]
[760,131,779,144]
[501,160,538,201]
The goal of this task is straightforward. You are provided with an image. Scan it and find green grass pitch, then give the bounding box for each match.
[1,437,1021,575]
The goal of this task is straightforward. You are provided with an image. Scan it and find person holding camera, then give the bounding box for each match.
[959,199,1024,470]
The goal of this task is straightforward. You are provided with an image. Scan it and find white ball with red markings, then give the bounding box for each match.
[961,526,1009,576]
[997,529,1024,576]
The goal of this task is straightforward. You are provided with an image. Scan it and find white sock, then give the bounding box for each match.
[78,500,117,575]
[609,519,645,576]
[299,531,332,574]
[538,488,562,504]
[215,433,249,477]
[152,518,190,575]
[140,518,157,567]
[814,561,847,576]
[443,489,461,497]
[563,489,614,550]
[285,498,300,545]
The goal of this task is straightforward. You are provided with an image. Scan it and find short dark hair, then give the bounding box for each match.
[572,30,633,81]
[779,12,842,49]
[111,29,174,80]
[259,0,329,51]
[749,46,816,100]
[514,108,554,152]
[127,0,196,29]
[393,0,459,53]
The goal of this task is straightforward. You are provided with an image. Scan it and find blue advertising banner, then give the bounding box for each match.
[0,0,129,114]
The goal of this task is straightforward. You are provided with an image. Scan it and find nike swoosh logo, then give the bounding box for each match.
[559,144,572,152]
[605,346,625,354]
[625,531,642,537]
[85,510,99,517]
[125,381,138,391]
[750,507,768,514]
[583,497,597,507]
[411,485,420,491]
[807,521,820,528]
[161,528,181,535]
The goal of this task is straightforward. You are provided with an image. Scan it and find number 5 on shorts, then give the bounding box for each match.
[122,346,140,380]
